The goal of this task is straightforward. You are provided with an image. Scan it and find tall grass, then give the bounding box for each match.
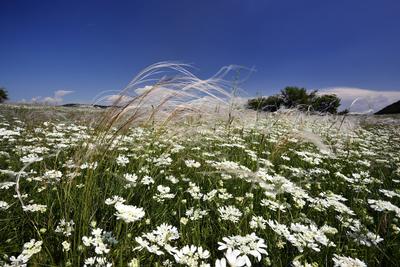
[0,63,399,266]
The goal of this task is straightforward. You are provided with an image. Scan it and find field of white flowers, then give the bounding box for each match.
[0,102,399,267]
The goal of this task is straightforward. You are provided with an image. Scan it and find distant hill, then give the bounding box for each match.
[375,100,400,115]
[61,103,110,109]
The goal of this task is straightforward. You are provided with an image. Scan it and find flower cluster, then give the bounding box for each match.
[134,224,180,255]
[6,239,43,266]
[218,233,268,266]
[114,203,145,223]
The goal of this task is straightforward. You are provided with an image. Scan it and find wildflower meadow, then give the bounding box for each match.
[1,64,400,267]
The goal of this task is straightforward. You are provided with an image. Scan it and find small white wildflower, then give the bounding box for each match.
[133,223,179,255]
[180,217,189,225]
[84,257,96,266]
[81,228,111,255]
[141,175,154,185]
[9,239,43,266]
[218,205,242,223]
[0,182,16,190]
[332,254,366,267]
[218,233,268,265]
[153,185,175,202]
[62,241,71,252]
[105,195,125,206]
[185,207,208,221]
[116,155,129,166]
[43,170,62,182]
[80,162,98,170]
[123,173,138,188]
[0,200,10,210]
[250,216,267,230]
[114,203,145,223]
[368,199,400,218]
[23,204,47,213]
[173,245,210,266]
[55,219,75,237]
[20,154,43,164]
[184,160,201,168]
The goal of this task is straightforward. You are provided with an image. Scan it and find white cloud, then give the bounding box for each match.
[104,95,134,104]
[54,90,74,98]
[29,90,74,105]
[30,97,41,102]
[319,87,400,113]
[100,86,163,106]
[42,96,60,105]
[134,85,153,95]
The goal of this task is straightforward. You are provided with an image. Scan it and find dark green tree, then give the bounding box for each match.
[247,87,341,114]
[311,94,341,113]
[247,95,283,112]
[0,87,8,103]
[280,86,316,110]
[247,97,265,110]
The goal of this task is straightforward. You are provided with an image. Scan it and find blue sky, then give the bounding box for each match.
[1,0,400,110]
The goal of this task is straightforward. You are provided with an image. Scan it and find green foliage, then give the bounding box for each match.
[311,94,341,114]
[247,87,341,113]
[0,87,8,103]
[280,86,314,110]
[247,95,283,112]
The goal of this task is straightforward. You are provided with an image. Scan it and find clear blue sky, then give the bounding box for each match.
[1,0,400,103]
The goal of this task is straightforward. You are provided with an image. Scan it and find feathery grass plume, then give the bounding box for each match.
[82,62,248,158]
[68,62,247,169]
[67,62,248,238]
[95,62,238,130]
[297,128,331,153]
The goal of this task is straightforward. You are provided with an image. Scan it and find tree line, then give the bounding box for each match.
[247,86,342,114]
[0,86,343,114]
[0,87,8,103]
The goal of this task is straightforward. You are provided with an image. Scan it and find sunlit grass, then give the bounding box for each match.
[0,63,399,266]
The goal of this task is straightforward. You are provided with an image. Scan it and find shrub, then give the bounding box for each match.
[0,87,8,103]
[311,94,341,114]
[247,95,283,111]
